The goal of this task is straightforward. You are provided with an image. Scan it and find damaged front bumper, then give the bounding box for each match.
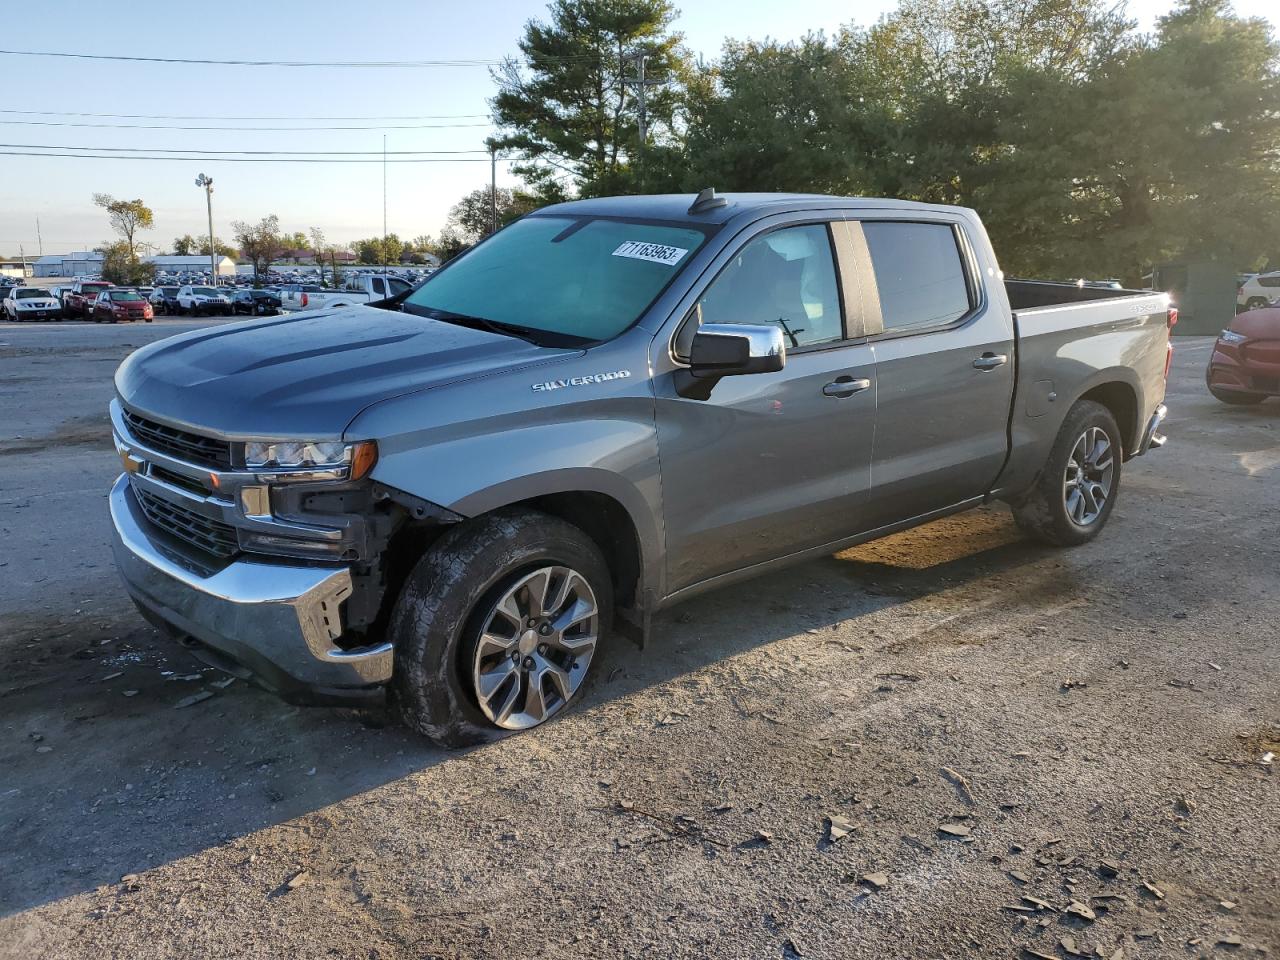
[108,474,391,704]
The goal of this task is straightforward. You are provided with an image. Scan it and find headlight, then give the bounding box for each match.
[243,439,377,479]
[1219,329,1247,344]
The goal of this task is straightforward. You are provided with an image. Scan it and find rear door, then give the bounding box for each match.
[653,216,879,593]
[855,216,1015,527]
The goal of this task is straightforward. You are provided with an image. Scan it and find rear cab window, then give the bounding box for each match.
[861,221,973,334]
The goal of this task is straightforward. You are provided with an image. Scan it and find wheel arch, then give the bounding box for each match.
[1077,379,1139,457]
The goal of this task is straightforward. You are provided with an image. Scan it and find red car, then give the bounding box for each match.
[1206,303,1280,404]
[91,288,154,323]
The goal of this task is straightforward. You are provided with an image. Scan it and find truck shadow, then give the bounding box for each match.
[1,505,1055,918]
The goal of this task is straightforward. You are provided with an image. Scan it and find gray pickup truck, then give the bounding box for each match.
[108,191,1173,744]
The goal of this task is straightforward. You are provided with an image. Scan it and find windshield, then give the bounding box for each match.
[192,287,218,296]
[18,289,53,299]
[403,215,712,343]
[110,291,144,301]
[83,283,110,294]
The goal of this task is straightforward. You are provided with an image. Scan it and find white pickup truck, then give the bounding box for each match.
[281,274,414,312]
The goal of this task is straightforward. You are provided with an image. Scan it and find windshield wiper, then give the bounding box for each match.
[410,306,543,344]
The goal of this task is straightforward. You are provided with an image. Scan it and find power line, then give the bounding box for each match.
[0,150,511,163]
[2,119,492,131]
[0,49,605,68]
[0,108,491,121]
[1,143,492,156]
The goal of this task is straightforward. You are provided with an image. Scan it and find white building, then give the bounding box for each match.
[32,251,105,277]
[148,255,237,277]
[31,252,237,278]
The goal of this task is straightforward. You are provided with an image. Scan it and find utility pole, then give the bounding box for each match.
[489,143,497,236]
[195,174,216,285]
[627,50,661,192]
[36,217,43,257]
[382,134,388,286]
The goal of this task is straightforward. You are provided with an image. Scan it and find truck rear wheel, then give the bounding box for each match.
[1011,400,1122,547]
[389,508,612,746]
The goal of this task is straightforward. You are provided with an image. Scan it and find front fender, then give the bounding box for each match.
[346,334,665,602]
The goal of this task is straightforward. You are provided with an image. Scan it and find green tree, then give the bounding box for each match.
[93,194,154,259]
[490,0,684,198]
[98,240,156,285]
[197,236,237,258]
[355,234,404,265]
[232,215,284,283]
[447,186,539,242]
[173,234,198,256]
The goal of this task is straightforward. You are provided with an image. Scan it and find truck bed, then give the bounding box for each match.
[992,280,1172,499]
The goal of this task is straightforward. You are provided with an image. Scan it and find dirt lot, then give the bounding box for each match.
[1,321,1276,960]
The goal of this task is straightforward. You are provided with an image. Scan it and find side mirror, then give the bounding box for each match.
[689,322,786,379]
[675,322,786,400]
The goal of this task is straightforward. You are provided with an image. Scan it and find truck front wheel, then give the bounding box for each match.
[389,508,612,746]
[1011,400,1123,547]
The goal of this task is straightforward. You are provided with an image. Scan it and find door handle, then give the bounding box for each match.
[823,377,872,398]
[973,352,1008,371]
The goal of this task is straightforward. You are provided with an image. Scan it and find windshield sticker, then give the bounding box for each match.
[612,241,688,266]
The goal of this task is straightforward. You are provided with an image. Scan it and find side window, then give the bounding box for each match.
[861,222,972,333]
[1259,275,1280,288]
[690,224,843,350]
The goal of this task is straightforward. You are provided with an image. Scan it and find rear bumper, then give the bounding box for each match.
[1135,403,1168,456]
[108,475,391,704]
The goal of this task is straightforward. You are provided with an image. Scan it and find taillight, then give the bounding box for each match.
[301,293,309,307]
[1162,306,1176,379]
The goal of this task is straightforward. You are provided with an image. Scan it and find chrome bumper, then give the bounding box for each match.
[1136,403,1168,456]
[109,475,392,700]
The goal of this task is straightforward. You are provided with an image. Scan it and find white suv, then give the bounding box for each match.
[177,285,232,316]
[1237,271,1280,311]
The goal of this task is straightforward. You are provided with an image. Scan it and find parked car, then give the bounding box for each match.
[92,288,153,323]
[3,285,62,321]
[280,275,412,312]
[64,279,113,318]
[230,288,282,316]
[1206,301,1279,404]
[1236,271,1280,312]
[149,286,182,315]
[176,285,232,316]
[108,191,1173,743]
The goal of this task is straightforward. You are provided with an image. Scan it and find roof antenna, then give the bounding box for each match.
[688,187,729,215]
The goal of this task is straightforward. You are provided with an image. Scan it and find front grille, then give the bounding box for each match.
[123,409,232,469]
[135,487,240,558]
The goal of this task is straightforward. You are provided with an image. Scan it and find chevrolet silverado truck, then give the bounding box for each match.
[108,192,1173,745]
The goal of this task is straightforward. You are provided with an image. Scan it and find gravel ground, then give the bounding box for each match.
[0,323,1276,960]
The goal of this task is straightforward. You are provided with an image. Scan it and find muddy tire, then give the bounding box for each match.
[389,508,612,747]
[1012,400,1123,547]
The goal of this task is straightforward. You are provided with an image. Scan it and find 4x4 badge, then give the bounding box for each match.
[532,370,632,392]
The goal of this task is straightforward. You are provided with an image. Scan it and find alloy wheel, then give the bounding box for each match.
[1063,427,1114,526]
[470,565,599,730]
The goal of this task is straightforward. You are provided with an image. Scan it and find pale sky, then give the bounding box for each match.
[1,0,1275,257]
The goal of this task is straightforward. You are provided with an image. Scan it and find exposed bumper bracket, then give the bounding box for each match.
[109,475,392,702]
[1136,403,1168,456]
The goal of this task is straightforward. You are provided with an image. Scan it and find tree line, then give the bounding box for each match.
[87,185,531,284]
[490,0,1280,283]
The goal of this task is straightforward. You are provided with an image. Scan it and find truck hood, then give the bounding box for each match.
[115,305,579,438]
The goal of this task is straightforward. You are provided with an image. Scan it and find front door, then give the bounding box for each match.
[654,221,878,594]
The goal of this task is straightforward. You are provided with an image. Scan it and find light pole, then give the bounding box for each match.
[195,173,217,285]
